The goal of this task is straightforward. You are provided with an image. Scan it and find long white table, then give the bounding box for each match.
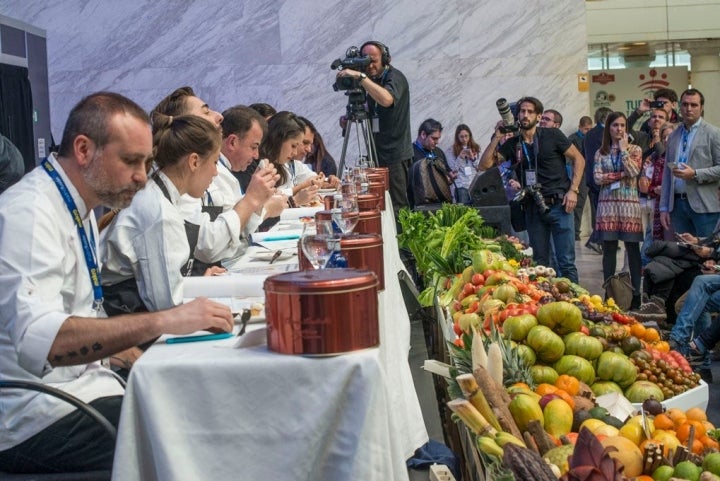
[112,199,428,481]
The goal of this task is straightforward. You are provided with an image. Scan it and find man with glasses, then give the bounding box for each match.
[409,118,454,206]
[539,110,563,129]
[659,88,720,238]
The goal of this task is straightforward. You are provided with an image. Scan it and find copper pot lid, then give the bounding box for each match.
[264,268,378,294]
[339,233,383,249]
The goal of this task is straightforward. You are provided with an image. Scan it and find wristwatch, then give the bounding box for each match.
[359,73,367,80]
[571,186,580,194]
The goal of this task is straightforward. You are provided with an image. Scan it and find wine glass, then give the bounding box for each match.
[300,222,332,269]
[332,187,360,234]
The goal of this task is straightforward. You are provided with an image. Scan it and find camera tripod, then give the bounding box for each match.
[337,89,378,175]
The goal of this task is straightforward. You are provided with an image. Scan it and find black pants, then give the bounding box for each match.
[587,189,601,243]
[0,396,122,474]
[603,240,641,307]
[644,266,701,324]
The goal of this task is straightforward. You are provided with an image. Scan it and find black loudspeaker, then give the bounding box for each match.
[469,166,508,207]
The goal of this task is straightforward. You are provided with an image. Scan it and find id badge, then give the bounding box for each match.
[525,170,537,186]
[371,116,380,133]
[464,166,473,177]
[610,181,621,190]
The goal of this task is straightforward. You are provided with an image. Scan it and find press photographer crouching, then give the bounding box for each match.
[480,96,585,282]
[335,41,412,215]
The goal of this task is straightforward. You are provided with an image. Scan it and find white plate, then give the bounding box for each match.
[251,251,296,262]
[318,188,337,194]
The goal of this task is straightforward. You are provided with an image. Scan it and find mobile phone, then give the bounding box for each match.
[649,100,665,109]
[666,161,679,170]
[714,265,720,272]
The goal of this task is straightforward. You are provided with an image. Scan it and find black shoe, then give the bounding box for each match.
[697,368,713,383]
[686,341,706,367]
[627,300,667,323]
[585,241,602,255]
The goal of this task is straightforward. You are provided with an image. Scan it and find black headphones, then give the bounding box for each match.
[360,40,391,67]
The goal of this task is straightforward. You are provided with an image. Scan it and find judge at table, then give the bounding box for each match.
[0,92,234,475]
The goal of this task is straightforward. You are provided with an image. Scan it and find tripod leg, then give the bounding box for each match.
[358,118,378,168]
[337,121,354,176]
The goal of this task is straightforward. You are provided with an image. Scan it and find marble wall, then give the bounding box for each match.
[3,0,589,164]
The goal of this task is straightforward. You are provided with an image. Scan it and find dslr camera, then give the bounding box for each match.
[331,46,372,91]
[513,183,551,218]
[496,98,519,133]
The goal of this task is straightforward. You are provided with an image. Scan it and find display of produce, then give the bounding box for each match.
[398,204,716,480]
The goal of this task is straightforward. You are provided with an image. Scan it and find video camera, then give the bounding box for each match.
[331,46,372,91]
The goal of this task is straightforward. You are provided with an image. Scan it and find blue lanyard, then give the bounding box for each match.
[414,141,436,159]
[42,159,104,310]
[521,141,536,170]
[612,150,622,171]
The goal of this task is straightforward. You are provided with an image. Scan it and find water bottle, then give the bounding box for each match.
[325,237,348,268]
[330,194,343,234]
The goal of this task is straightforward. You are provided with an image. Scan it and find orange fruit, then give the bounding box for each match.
[511,382,530,390]
[535,383,558,396]
[632,476,654,481]
[676,422,706,443]
[653,413,675,431]
[666,408,688,428]
[552,388,576,411]
[701,435,720,451]
[703,420,716,433]
[686,407,708,423]
[555,374,580,396]
[654,340,670,353]
[690,438,705,455]
[645,327,660,342]
[630,322,646,339]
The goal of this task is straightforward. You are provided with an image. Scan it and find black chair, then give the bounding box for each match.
[0,380,115,481]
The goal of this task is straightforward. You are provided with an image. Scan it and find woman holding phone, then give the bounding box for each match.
[446,124,481,204]
[594,111,644,309]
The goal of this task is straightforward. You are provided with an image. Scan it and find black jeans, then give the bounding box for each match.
[0,395,122,474]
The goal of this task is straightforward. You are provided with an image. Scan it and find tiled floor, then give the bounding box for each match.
[406,237,719,479]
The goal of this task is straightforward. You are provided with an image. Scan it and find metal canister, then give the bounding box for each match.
[297,233,384,291]
[366,173,386,191]
[355,208,382,236]
[358,193,382,212]
[367,167,389,189]
[264,269,379,355]
[368,182,385,210]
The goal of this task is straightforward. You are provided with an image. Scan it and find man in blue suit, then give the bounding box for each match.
[659,88,720,238]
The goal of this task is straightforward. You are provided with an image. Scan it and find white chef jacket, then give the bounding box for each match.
[101,171,189,311]
[177,154,262,263]
[276,160,317,196]
[0,154,123,451]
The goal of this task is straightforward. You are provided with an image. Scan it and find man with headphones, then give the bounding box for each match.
[337,40,412,214]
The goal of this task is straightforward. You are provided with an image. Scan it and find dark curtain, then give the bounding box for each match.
[0,64,35,173]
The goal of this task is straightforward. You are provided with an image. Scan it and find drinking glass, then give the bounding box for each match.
[332,186,360,234]
[300,222,332,269]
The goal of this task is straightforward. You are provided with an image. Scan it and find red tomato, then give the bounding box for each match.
[453,321,463,336]
[482,269,496,279]
[465,301,480,314]
[471,273,485,286]
[462,282,475,296]
[526,304,539,316]
[580,325,589,335]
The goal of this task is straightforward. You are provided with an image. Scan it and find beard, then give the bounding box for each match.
[82,152,143,209]
[519,117,538,130]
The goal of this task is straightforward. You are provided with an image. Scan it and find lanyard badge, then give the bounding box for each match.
[42,159,104,311]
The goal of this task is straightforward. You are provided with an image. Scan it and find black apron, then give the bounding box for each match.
[103,173,200,316]
[189,193,223,276]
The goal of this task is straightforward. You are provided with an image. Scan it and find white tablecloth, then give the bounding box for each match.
[112,194,428,480]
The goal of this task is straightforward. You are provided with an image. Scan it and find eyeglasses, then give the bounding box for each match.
[541,116,555,122]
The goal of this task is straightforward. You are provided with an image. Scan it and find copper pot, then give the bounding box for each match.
[314,210,360,233]
[367,167,389,189]
[357,193,382,212]
[264,269,379,355]
[368,182,385,210]
[366,173,386,191]
[298,233,385,291]
[355,208,382,236]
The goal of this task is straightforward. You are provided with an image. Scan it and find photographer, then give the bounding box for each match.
[337,41,412,213]
[480,96,585,282]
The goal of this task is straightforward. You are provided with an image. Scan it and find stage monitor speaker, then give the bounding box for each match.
[469,167,508,207]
